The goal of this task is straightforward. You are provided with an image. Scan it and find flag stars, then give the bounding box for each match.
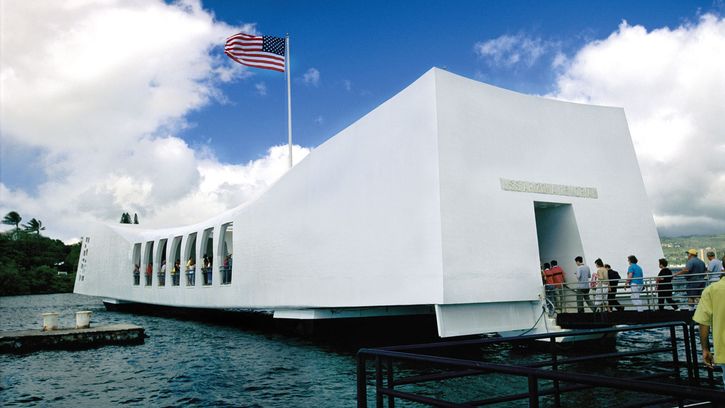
[263,36,286,56]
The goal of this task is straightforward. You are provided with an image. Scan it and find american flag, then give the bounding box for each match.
[224,33,286,72]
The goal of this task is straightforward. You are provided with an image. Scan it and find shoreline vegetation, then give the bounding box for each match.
[0,220,722,296]
[1,211,79,296]
[0,231,79,296]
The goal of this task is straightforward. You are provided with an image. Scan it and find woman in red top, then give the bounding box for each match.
[145,263,152,285]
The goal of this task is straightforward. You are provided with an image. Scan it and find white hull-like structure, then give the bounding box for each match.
[74,69,663,337]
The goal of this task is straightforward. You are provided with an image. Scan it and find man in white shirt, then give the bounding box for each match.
[574,256,595,313]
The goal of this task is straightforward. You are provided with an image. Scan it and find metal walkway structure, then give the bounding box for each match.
[547,272,717,328]
[357,322,725,408]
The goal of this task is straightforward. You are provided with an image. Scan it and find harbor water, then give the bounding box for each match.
[1,294,359,407]
[0,293,708,407]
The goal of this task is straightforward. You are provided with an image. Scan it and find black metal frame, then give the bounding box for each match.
[357,322,725,407]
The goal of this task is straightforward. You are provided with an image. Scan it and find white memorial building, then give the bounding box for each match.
[74,68,663,337]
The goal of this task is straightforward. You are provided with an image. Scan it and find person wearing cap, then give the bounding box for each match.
[693,268,725,390]
[676,249,707,310]
[706,251,724,285]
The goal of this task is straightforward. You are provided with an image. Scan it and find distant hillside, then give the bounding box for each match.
[660,233,725,266]
[0,232,79,296]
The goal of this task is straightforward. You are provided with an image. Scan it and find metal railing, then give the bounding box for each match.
[547,272,720,314]
[357,322,725,407]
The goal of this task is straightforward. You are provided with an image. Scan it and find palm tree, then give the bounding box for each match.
[2,211,22,235]
[23,218,45,235]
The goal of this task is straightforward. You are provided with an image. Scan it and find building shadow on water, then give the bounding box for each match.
[102,301,446,351]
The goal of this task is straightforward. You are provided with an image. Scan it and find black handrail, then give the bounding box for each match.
[357,321,724,407]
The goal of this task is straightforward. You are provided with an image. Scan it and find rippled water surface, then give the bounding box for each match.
[0,294,711,407]
[1,294,359,407]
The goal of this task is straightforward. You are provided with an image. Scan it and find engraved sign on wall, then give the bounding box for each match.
[500,178,598,199]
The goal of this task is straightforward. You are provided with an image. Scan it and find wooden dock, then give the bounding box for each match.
[0,324,145,353]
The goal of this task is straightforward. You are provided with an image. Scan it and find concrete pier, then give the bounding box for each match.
[0,324,145,353]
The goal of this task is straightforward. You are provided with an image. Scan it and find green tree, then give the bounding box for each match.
[120,212,132,224]
[133,213,139,224]
[64,242,81,273]
[23,218,46,235]
[2,211,22,235]
[0,231,78,295]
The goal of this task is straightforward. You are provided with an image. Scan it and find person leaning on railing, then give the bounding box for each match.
[693,270,725,390]
[675,249,707,310]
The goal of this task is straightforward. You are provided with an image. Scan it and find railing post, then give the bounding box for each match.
[357,353,368,408]
[669,325,685,408]
[669,326,680,381]
[682,324,694,383]
[375,356,383,408]
[689,323,701,385]
[550,336,561,408]
[528,375,539,408]
[386,358,395,408]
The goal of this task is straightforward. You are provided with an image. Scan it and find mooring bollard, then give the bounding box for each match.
[75,311,92,329]
[41,312,60,331]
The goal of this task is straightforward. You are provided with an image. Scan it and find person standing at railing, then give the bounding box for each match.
[706,251,724,286]
[656,258,678,311]
[693,270,725,390]
[145,262,152,285]
[158,259,166,286]
[186,257,196,286]
[173,259,181,285]
[593,258,609,312]
[549,260,565,310]
[541,263,554,315]
[626,255,645,312]
[605,264,624,312]
[574,256,595,313]
[132,263,140,285]
[675,249,707,310]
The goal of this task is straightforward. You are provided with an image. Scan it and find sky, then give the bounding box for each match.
[1,0,724,242]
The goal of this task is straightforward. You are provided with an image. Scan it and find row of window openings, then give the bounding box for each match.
[132,224,233,287]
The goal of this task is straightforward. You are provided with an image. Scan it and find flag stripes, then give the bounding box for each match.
[225,33,286,72]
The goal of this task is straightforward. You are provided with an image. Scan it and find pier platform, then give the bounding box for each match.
[0,324,145,353]
[556,309,694,329]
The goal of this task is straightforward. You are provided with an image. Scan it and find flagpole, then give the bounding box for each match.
[285,34,292,169]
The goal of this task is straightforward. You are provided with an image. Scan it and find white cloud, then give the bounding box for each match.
[343,79,352,91]
[550,14,725,236]
[255,82,268,96]
[303,67,321,86]
[0,144,310,240]
[475,33,554,68]
[0,0,310,241]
